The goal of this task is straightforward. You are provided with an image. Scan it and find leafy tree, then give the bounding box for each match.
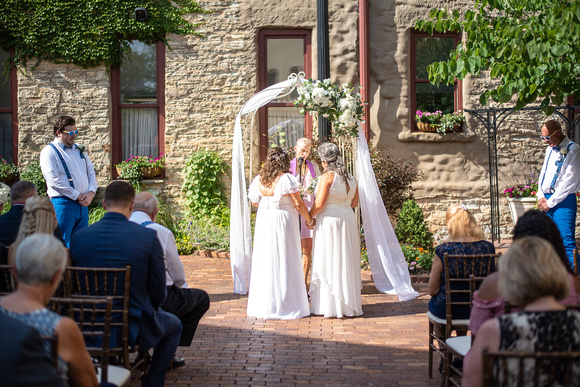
[0,0,208,70]
[415,0,580,115]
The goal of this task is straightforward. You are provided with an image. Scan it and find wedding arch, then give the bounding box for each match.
[229,74,419,301]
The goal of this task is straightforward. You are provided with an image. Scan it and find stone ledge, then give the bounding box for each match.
[398,131,477,143]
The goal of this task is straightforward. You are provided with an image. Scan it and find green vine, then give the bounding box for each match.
[0,0,208,70]
[182,149,227,218]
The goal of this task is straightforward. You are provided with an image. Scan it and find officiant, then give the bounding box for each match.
[290,138,321,290]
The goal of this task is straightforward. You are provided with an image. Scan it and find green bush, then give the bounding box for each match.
[395,199,434,251]
[88,205,106,225]
[20,161,47,196]
[369,146,422,217]
[401,244,434,272]
[182,149,228,220]
[180,217,230,252]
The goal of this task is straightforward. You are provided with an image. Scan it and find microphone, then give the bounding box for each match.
[297,157,304,174]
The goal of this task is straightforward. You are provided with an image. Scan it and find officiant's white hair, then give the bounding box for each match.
[295,138,312,148]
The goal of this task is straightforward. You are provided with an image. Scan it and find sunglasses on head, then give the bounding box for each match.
[60,130,78,136]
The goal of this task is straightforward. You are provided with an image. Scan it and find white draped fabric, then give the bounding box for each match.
[356,127,419,301]
[230,76,418,301]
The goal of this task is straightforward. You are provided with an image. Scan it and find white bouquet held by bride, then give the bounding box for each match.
[293,78,366,138]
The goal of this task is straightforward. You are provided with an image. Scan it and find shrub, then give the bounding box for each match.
[369,146,422,217]
[180,217,230,252]
[88,205,106,225]
[182,149,228,219]
[20,161,47,196]
[401,244,434,272]
[395,199,434,251]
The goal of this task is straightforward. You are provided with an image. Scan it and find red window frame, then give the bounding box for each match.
[110,41,165,177]
[0,51,18,162]
[410,29,462,131]
[258,29,312,161]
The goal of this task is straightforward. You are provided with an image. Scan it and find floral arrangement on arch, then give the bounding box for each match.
[415,110,465,134]
[293,78,366,138]
[503,179,538,198]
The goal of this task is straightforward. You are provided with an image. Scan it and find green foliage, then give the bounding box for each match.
[0,202,10,215]
[182,149,228,219]
[88,205,106,225]
[180,217,230,252]
[395,199,434,252]
[401,244,434,272]
[369,146,422,217]
[20,162,47,196]
[0,0,208,70]
[415,1,580,115]
[115,155,165,192]
[0,157,18,182]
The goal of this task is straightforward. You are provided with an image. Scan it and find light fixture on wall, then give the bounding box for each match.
[135,7,148,22]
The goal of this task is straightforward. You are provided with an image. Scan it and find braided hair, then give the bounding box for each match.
[13,196,58,252]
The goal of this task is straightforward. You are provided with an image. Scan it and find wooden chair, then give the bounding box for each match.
[482,347,580,387]
[444,275,487,387]
[0,264,15,295]
[64,266,132,369]
[49,296,131,386]
[40,333,59,370]
[573,249,578,276]
[428,253,499,385]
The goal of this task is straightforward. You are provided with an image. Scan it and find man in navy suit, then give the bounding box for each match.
[0,181,38,247]
[70,181,182,387]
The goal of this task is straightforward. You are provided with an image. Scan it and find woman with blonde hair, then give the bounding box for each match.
[427,204,495,320]
[8,196,61,264]
[290,137,321,290]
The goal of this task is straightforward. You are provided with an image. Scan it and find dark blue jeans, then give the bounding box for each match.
[50,196,88,247]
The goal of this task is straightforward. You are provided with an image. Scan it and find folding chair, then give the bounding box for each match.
[427,252,499,386]
[482,347,580,387]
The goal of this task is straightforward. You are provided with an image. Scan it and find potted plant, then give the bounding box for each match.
[504,179,538,225]
[0,157,19,183]
[414,110,465,134]
[115,154,165,190]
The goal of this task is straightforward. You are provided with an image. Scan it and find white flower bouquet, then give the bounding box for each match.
[294,78,366,138]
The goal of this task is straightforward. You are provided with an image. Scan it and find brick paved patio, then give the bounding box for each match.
[158,255,440,386]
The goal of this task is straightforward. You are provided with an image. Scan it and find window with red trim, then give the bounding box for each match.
[111,41,165,173]
[410,29,462,130]
[258,29,312,160]
[0,50,17,162]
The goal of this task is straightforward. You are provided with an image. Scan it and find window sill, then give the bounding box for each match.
[141,179,164,185]
[398,131,477,143]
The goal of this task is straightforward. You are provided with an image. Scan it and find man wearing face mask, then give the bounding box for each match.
[289,137,321,290]
[537,119,580,268]
[40,116,98,247]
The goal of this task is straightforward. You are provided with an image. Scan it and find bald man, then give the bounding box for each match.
[129,192,210,367]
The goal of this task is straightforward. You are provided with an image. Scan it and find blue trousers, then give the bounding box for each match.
[545,193,577,268]
[141,310,182,387]
[51,197,89,247]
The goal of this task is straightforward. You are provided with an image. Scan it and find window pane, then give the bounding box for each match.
[415,83,454,114]
[415,37,456,80]
[0,50,10,109]
[121,41,157,104]
[267,107,304,148]
[0,113,12,160]
[122,108,159,160]
[267,38,304,102]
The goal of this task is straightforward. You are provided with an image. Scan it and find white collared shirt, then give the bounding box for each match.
[129,211,188,288]
[537,136,580,208]
[39,138,98,200]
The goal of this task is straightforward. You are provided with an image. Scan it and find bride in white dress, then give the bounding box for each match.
[246,147,313,319]
[309,143,363,318]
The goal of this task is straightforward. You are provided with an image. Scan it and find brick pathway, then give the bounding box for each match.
[162,255,441,386]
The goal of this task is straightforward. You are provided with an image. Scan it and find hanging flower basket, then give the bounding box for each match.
[140,166,163,178]
[416,122,438,132]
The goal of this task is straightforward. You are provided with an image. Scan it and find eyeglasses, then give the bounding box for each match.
[540,135,551,141]
[60,130,78,136]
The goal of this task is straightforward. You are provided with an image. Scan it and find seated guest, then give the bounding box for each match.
[428,204,495,321]
[0,234,98,386]
[129,192,210,368]
[0,181,38,246]
[469,209,580,337]
[70,181,182,387]
[462,237,580,387]
[0,312,64,387]
[8,196,64,264]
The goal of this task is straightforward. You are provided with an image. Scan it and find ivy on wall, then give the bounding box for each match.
[0,0,207,70]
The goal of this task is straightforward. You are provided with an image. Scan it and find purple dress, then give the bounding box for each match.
[289,158,320,239]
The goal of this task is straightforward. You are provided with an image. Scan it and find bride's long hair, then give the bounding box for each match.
[318,143,350,183]
[259,147,291,188]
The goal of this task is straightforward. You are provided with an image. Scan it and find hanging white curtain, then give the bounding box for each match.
[122,108,159,159]
[230,77,418,301]
[356,127,419,301]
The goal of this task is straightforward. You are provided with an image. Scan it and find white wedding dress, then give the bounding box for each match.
[309,172,363,318]
[246,173,310,319]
